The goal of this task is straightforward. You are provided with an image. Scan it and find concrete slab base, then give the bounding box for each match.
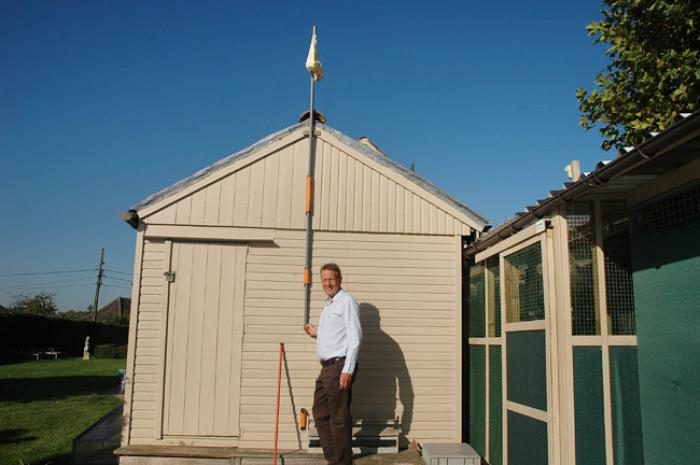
[115,445,423,465]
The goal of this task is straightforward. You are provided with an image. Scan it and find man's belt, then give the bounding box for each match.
[320,356,345,367]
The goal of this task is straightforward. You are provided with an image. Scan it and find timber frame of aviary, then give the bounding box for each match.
[463,110,700,465]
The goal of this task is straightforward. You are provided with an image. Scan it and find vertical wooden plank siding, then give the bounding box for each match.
[141,136,474,235]
[262,153,280,227]
[162,242,246,437]
[219,175,235,226]
[276,146,294,228]
[290,140,307,230]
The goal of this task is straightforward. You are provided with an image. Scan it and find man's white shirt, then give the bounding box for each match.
[316,289,363,374]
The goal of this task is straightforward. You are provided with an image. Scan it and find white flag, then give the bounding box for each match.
[306,28,323,81]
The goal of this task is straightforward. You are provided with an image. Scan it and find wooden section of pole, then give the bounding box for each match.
[272,342,285,465]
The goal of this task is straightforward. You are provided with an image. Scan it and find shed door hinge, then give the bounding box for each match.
[164,271,176,283]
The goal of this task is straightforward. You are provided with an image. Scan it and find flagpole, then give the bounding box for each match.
[303,26,317,325]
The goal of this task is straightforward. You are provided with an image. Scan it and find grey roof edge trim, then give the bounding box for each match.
[464,109,700,257]
[131,122,306,212]
[318,124,490,229]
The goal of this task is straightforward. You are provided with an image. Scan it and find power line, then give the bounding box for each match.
[103,275,132,283]
[104,269,132,276]
[0,277,95,291]
[0,268,95,277]
[2,283,95,293]
[103,284,132,290]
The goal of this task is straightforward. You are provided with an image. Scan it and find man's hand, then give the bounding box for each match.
[339,372,352,390]
[304,324,317,338]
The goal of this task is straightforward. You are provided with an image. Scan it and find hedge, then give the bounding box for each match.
[94,344,128,359]
[0,313,128,361]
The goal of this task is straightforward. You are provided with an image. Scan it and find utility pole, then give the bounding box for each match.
[92,248,105,322]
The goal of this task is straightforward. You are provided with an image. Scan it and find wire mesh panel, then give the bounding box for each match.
[632,180,700,234]
[487,256,501,337]
[601,201,635,335]
[469,263,486,338]
[566,202,600,335]
[504,243,544,323]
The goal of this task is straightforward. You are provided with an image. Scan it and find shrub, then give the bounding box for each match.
[94,344,127,359]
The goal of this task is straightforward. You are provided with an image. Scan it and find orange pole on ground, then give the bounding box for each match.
[273,342,285,465]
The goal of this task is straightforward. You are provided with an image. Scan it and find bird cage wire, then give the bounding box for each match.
[567,202,600,335]
[486,256,501,337]
[504,243,545,323]
[469,262,486,338]
[632,180,700,234]
[601,201,636,335]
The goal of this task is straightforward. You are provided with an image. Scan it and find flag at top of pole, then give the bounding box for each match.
[306,26,323,81]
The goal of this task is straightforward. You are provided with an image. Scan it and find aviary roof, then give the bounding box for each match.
[465,110,700,255]
[131,122,489,229]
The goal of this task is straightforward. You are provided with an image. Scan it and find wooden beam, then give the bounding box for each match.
[143,224,275,242]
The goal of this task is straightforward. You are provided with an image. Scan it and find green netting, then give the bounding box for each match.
[506,330,547,411]
[632,219,700,465]
[609,346,644,465]
[507,410,548,465]
[469,345,486,457]
[601,201,636,335]
[469,263,486,338]
[487,256,501,337]
[573,347,605,465]
[567,202,600,335]
[504,243,544,322]
[489,345,503,465]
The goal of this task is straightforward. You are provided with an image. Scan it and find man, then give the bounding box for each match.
[304,263,363,465]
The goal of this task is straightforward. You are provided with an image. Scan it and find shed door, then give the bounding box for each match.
[162,242,246,437]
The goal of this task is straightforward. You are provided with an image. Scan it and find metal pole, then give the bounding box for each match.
[92,248,105,322]
[303,68,316,325]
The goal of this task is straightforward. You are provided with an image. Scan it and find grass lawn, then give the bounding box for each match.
[0,358,125,465]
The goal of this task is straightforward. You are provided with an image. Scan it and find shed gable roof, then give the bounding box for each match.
[132,122,488,231]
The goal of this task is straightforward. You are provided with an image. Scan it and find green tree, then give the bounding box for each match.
[10,292,58,316]
[577,0,700,150]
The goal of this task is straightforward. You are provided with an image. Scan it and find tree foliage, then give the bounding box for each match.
[9,292,58,316]
[577,0,700,150]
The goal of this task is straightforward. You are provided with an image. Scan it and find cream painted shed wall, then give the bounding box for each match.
[123,229,462,449]
[122,126,479,450]
[143,128,475,236]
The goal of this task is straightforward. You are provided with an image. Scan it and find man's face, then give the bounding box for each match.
[321,269,341,299]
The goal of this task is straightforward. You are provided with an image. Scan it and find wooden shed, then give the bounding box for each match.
[463,111,700,465]
[117,118,488,462]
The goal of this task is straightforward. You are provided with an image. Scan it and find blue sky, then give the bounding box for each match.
[1,1,609,310]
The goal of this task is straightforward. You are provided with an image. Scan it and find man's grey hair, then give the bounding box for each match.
[320,263,342,281]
